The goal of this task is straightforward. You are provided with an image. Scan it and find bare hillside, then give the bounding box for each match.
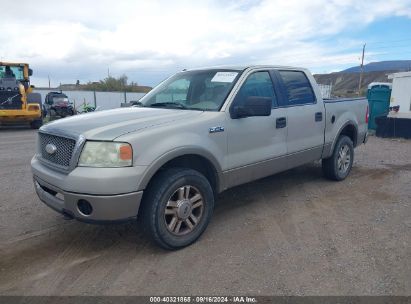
[314,71,396,97]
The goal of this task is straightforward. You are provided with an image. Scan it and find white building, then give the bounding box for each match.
[317,84,332,99]
[388,71,411,114]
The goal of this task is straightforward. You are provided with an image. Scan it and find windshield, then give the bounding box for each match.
[139,69,242,111]
[0,65,24,81]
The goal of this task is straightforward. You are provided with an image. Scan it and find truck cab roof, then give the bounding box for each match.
[184,65,306,72]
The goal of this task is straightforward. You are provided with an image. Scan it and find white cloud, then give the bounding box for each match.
[1,0,410,86]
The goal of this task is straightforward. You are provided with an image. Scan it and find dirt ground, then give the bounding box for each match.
[0,128,410,296]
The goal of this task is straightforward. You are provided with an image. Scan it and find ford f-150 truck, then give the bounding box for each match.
[32,65,368,249]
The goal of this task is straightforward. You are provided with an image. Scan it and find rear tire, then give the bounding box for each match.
[67,108,75,116]
[322,135,354,181]
[139,168,214,250]
[30,118,43,129]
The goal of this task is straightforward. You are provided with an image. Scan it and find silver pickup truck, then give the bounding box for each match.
[32,65,368,249]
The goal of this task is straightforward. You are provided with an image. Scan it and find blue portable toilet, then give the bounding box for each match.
[367,84,392,130]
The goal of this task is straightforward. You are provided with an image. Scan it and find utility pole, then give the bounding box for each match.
[107,67,110,77]
[358,43,366,96]
[48,75,50,88]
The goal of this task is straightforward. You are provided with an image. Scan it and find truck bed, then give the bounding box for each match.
[322,97,368,158]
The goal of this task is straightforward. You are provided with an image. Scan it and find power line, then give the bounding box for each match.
[369,44,411,50]
[372,50,411,56]
[367,38,411,45]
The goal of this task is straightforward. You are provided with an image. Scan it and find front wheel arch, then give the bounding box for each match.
[139,151,222,196]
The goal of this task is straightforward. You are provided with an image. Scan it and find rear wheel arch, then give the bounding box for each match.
[332,121,358,151]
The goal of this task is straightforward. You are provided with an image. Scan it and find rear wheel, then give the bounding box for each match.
[30,118,43,129]
[139,168,214,250]
[67,108,75,116]
[322,135,354,181]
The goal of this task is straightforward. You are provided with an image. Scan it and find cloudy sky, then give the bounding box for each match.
[1,0,411,87]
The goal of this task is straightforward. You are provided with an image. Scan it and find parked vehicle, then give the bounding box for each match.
[79,102,96,113]
[0,62,43,128]
[32,65,368,249]
[44,92,75,118]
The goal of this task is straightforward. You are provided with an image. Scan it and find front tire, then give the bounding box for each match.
[140,168,214,250]
[322,135,354,181]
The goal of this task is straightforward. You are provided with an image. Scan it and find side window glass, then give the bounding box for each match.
[278,71,316,106]
[235,71,278,108]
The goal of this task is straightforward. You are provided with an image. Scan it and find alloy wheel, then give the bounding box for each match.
[337,144,351,174]
[164,185,204,236]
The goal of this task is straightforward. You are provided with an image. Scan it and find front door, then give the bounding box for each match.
[225,70,288,188]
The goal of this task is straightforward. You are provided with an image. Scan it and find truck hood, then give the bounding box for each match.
[40,107,204,140]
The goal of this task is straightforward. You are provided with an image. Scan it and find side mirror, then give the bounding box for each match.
[230,96,272,119]
[28,69,33,76]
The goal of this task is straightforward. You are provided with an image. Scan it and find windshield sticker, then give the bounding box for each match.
[211,72,238,83]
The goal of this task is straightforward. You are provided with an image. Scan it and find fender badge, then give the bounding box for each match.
[209,126,224,133]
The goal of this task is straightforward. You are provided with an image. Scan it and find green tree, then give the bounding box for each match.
[81,74,151,93]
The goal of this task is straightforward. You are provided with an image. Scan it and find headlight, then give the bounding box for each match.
[78,141,133,167]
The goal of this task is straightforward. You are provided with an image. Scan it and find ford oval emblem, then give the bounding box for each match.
[45,143,57,155]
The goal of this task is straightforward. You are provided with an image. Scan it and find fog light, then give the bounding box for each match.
[77,199,93,216]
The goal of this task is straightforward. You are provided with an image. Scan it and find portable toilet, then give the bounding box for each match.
[367,85,392,130]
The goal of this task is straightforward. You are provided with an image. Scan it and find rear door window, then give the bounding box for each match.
[278,71,316,106]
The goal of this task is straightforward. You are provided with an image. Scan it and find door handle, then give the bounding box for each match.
[276,117,287,128]
[315,112,323,122]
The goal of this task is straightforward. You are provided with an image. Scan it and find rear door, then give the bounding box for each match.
[275,70,325,163]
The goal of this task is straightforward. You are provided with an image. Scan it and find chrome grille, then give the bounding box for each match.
[39,133,76,168]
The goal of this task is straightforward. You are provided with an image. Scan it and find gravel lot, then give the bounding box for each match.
[0,128,410,296]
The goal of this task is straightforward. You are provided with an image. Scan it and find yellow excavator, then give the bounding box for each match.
[0,62,43,129]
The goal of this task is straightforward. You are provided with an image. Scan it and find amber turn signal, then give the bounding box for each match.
[119,144,133,161]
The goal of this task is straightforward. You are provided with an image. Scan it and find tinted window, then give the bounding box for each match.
[0,65,24,80]
[279,71,316,105]
[235,71,277,108]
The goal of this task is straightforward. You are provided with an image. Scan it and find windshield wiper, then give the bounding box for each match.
[131,101,144,107]
[149,102,187,109]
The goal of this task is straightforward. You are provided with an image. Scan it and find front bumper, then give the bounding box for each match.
[34,175,143,222]
[0,110,42,122]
